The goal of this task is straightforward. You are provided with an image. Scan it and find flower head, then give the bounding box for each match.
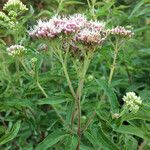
[75,28,106,45]
[7,45,26,57]
[122,92,142,113]
[85,20,105,32]
[109,26,134,38]
[0,11,9,21]
[3,0,28,13]
[29,14,86,39]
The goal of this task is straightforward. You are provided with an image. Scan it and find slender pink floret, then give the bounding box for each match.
[109,26,134,37]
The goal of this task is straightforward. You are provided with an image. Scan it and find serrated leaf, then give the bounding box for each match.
[70,135,78,150]
[0,120,21,146]
[0,99,34,109]
[114,125,150,140]
[97,126,119,150]
[84,131,99,149]
[35,130,69,150]
[122,110,150,121]
[125,135,138,150]
[36,96,71,105]
[129,0,145,18]
[95,79,119,113]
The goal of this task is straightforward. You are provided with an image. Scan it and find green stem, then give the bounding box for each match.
[108,41,119,84]
[76,53,92,149]
[62,63,76,99]
[19,59,30,74]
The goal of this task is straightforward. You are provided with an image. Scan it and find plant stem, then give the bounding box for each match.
[108,41,119,84]
[100,39,120,102]
[62,63,76,99]
[76,53,91,150]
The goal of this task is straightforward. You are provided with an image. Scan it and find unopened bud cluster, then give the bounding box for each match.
[123,92,142,113]
[0,0,28,29]
[7,45,26,57]
[3,0,28,13]
[0,12,9,21]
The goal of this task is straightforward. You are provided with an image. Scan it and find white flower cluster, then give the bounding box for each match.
[7,45,26,56]
[3,0,28,12]
[108,26,134,38]
[123,92,142,113]
[29,14,107,45]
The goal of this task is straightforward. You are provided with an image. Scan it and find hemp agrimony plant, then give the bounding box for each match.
[28,13,136,149]
[0,0,150,150]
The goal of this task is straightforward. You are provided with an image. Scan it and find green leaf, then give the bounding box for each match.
[35,130,69,150]
[122,110,150,121]
[129,0,145,18]
[114,125,150,140]
[125,135,138,150]
[36,96,71,105]
[64,1,84,5]
[35,10,52,18]
[97,126,119,150]
[69,135,78,150]
[65,101,74,125]
[0,99,34,109]
[95,79,119,113]
[84,131,100,149]
[0,120,21,146]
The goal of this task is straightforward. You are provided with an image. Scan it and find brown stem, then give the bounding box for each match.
[75,54,92,150]
[71,109,77,128]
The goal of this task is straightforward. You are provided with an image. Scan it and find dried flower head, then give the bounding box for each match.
[109,26,134,38]
[7,45,26,57]
[3,0,28,13]
[123,92,142,113]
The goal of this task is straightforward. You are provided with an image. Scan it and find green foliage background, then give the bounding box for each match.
[0,0,150,149]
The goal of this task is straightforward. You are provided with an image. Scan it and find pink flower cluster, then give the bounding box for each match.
[75,28,105,45]
[29,14,107,45]
[108,26,134,38]
[29,14,86,38]
[29,14,134,45]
